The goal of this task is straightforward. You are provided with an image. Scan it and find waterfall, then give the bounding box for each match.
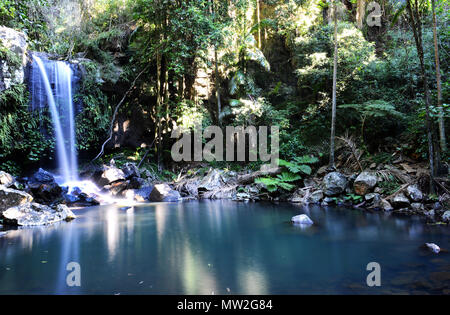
[31,55,78,183]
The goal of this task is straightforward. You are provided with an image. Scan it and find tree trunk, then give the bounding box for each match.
[432,0,446,153]
[356,0,366,29]
[329,0,338,170]
[406,0,436,193]
[256,0,262,49]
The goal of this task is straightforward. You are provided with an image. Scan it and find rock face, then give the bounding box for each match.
[0,26,28,92]
[291,214,314,225]
[354,172,378,196]
[2,203,76,226]
[406,185,423,202]
[392,194,411,209]
[150,184,182,202]
[0,186,33,214]
[323,172,348,196]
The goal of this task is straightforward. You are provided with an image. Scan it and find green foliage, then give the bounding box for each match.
[256,155,318,193]
[0,84,53,175]
[256,172,301,192]
[75,60,111,152]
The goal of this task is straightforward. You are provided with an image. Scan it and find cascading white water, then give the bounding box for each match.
[31,55,135,206]
[33,55,78,183]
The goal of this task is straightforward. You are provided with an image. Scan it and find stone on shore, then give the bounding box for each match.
[392,193,411,209]
[2,203,76,226]
[323,172,348,197]
[150,184,182,202]
[0,171,15,188]
[406,185,423,202]
[0,186,33,213]
[442,211,450,223]
[354,172,378,196]
[97,165,126,187]
[307,190,324,204]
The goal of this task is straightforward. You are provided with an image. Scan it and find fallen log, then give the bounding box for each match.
[236,166,282,185]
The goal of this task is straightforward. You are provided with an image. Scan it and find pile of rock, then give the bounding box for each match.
[88,160,181,203]
[0,173,76,227]
[287,169,449,223]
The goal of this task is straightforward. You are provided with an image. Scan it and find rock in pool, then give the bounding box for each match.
[291,214,314,225]
[425,243,441,254]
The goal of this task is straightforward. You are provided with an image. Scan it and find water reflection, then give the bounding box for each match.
[0,201,449,294]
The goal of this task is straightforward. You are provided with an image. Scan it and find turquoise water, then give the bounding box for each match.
[0,201,449,295]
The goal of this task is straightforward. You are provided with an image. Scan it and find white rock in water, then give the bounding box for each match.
[291,214,314,225]
[425,243,441,254]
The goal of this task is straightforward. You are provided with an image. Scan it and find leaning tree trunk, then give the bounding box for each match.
[406,0,436,193]
[329,0,338,170]
[432,0,446,153]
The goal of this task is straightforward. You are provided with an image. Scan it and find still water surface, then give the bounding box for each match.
[0,201,449,294]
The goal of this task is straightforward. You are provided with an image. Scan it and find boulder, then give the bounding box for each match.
[366,193,382,208]
[291,214,314,225]
[2,203,76,226]
[442,211,450,223]
[411,203,425,213]
[104,180,129,196]
[29,168,55,186]
[29,182,63,204]
[0,186,33,213]
[354,172,378,196]
[150,184,182,202]
[0,171,15,187]
[123,187,154,202]
[425,243,441,254]
[121,163,140,180]
[381,199,394,212]
[392,194,411,209]
[97,165,126,187]
[0,26,27,92]
[198,169,225,193]
[129,177,146,189]
[307,190,324,204]
[323,172,348,196]
[406,185,423,202]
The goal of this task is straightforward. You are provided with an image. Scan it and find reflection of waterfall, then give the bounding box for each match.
[31,55,78,183]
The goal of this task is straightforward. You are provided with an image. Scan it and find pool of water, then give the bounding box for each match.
[0,201,449,295]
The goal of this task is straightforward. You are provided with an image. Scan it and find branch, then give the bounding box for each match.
[92,65,150,162]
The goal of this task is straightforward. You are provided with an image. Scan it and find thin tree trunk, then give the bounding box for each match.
[432,0,446,153]
[406,0,436,193]
[215,49,222,125]
[329,0,338,170]
[256,0,262,49]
